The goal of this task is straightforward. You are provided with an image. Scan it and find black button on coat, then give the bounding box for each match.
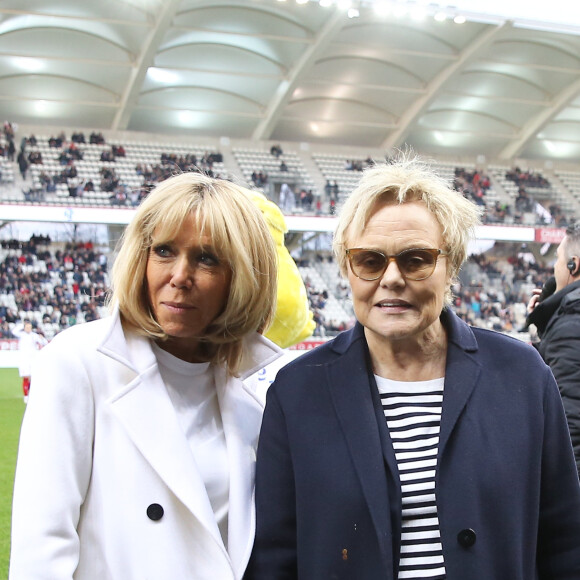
[147,503,164,521]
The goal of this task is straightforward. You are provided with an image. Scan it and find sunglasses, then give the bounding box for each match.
[346,247,446,281]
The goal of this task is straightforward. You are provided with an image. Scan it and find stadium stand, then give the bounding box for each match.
[0,124,577,344]
[0,238,109,342]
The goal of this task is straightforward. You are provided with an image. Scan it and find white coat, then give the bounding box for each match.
[9,310,283,580]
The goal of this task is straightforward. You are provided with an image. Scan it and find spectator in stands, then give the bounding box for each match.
[109,183,128,205]
[71,131,86,144]
[112,144,126,157]
[7,138,15,161]
[17,150,28,180]
[324,179,332,198]
[12,320,47,403]
[3,121,15,141]
[0,320,14,338]
[100,148,115,162]
[525,222,580,475]
[270,143,283,157]
[89,131,105,145]
[48,133,64,148]
[247,154,580,579]
[331,180,339,200]
[251,170,268,188]
[279,182,295,213]
[27,151,42,165]
[10,172,281,580]
[299,188,313,210]
[101,167,119,192]
[515,186,534,215]
[329,197,336,215]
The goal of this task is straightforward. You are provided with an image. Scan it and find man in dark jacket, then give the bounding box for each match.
[527,222,580,474]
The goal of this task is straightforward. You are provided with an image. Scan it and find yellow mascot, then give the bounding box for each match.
[247,190,315,348]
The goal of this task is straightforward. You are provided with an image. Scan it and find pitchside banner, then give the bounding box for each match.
[535,227,566,244]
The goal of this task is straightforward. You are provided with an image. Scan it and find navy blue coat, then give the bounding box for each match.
[247,309,580,580]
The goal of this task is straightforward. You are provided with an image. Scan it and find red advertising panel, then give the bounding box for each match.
[535,228,566,244]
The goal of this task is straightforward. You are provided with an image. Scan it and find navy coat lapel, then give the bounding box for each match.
[326,324,399,577]
[438,310,482,454]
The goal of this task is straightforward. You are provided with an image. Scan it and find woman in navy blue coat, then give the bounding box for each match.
[247,154,580,579]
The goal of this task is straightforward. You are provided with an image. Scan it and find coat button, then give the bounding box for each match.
[147,503,164,521]
[457,528,476,548]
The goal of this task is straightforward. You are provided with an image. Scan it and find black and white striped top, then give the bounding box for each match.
[375,375,446,580]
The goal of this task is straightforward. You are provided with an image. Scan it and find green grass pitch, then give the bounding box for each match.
[0,368,25,579]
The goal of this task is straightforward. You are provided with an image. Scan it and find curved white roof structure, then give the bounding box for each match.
[3,0,580,160]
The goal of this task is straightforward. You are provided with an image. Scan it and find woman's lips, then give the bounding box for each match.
[163,302,195,311]
[375,300,411,311]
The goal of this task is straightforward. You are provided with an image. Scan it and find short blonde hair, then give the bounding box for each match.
[333,153,482,306]
[110,172,278,375]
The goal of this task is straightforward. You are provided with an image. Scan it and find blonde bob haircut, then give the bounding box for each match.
[110,171,278,375]
[333,152,482,307]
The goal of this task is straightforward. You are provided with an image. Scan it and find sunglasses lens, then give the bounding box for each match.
[350,250,386,279]
[398,249,437,279]
[348,249,439,280]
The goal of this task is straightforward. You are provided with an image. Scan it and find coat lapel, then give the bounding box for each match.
[108,359,228,553]
[438,310,482,455]
[98,313,227,558]
[326,326,397,576]
[219,333,282,577]
[215,367,264,579]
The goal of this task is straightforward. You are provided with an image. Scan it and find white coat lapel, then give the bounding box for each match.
[99,317,229,558]
[109,365,229,556]
[215,366,264,579]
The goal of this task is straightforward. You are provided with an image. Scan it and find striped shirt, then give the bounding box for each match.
[375,375,446,580]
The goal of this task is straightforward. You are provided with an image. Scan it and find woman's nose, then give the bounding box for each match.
[170,258,193,289]
[379,258,405,287]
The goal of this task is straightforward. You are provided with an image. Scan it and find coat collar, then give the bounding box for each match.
[437,309,481,454]
[97,306,283,380]
[96,309,282,576]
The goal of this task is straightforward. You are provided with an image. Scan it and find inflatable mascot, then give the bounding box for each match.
[247,189,315,348]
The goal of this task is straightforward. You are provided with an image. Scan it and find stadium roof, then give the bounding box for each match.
[3,0,580,161]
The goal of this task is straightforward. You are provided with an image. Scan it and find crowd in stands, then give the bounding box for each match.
[1,122,16,161]
[324,179,340,201]
[0,237,109,341]
[453,252,552,333]
[251,170,268,187]
[270,144,283,158]
[506,167,550,189]
[136,151,222,187]
[344,157,374,171]
[3,124,580,227]
[454,167,491,207]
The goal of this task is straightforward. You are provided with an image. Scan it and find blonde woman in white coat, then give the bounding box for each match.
[10,172,282,580]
